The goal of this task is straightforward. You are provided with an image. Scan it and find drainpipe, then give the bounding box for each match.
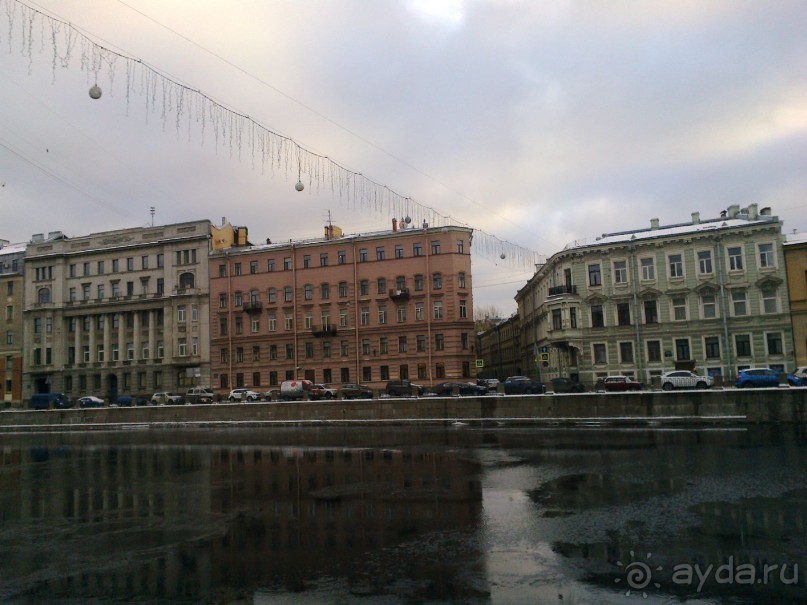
[629,245,643,379]
[292,244,299,380]
[716,237,733,378]
[352,239,360,382]
[226,252,233,390]
[426,232,433,383]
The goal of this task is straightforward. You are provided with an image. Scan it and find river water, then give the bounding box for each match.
[0,425,804,604]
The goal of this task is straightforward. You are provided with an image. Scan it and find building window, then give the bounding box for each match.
[461,332,469,350]
[303,255,311,269]
[341,341,349,356]
[178,338,187,356]
[249,261,258,274]
[284,257,292,271]
[692,290,713,319]
[268,313,276,332]
[141,255,149,270]
[591,305,604,328]
[432,273,442,289]
[731,289,747,316]
[734,334,752,357]
[433,301,443,319]
[267,259,276,272]
[338,250,346,264]
[613,260,628,284]
[569,307,578,328]
[728,246,744,271]
[588,264,601,287]
[380,365,389,380]
[359,249,368,262]
[320,253,329,267]
[376,247,385,260]
[766,332,783,355]
[397,306,407,322]
[435,334,445,351]
[697,250,713,274]
[285,344,294,359]
[458,271,466,289]
[234,292,243,307]
[235,317,243,334]
[617,303,631,326]
[646,340,662,363]
[644,299,658,324]
[398,336,407,352]
[415,302,424,321]
[285,314,293,330]
[380,337,389,354]
[377,277,387,294]
[284,287,293,302]
[339,309,348,327]
[668,254,684,278]
[592,343,607,364]
[234,262,242,276]
[552,309,562,330]
[269,345,277,360]
[361,307,370,325]
[705,336,721,359]
[337,282,348,298]
[305,342,314,359]
[323,341,332,358]
[413,243,423,256]
[378,305,387,325]
[396,276,406,290]
[761,286,778,314]
[395,245,403,258]
[304,312,313,329]
[456,239,465,254]
[675,338,690,360]
[177,305,187,322]
[619,341,634,363]
[251,317,260,333]
[414,274,424,291]
[416,335,425,352]
[304,284,313,300]
[640,257,655,281]
[758,243,775,268]
[360,280,369,296]
[459,300,467,319]
[672,296,687,321]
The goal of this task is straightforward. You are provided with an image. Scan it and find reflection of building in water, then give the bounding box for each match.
[0,443,484,603]
[210,446,485,600]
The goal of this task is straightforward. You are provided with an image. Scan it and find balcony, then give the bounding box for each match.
[243,301,263,313]
[389,288,410,301]
[548,285,578,297]
[312,325,337,338]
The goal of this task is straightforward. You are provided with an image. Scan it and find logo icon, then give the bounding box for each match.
[615,551,663,598]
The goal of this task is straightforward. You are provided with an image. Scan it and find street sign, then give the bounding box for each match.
[475,359,484,368]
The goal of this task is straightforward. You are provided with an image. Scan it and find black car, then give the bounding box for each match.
[503,376,545,395]
[549,377,585,393]
[339,383,374,399]
[385,380,424,397]
[431,381,488,396]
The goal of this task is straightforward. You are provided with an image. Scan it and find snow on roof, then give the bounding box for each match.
[565,217,778,250]
[0,242,27,255]
[785,232,807,246]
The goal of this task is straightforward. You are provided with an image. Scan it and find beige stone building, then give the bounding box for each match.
[209,222,475,392]
[23,221,213,402]
[0,241,26,407]
[784,233,807,366]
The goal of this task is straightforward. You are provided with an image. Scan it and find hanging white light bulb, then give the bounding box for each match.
[89,84,102,99]
[295,180,304,192]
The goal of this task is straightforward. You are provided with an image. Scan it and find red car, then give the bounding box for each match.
[601,376,642,392]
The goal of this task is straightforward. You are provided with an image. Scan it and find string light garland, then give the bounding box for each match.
[2,0,544,268]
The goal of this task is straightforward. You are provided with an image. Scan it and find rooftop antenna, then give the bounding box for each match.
[150,206,155,227]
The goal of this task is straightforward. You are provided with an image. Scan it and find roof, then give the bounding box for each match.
[784,232,807,246]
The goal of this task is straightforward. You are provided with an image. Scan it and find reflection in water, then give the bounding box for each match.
[0,426,805,604]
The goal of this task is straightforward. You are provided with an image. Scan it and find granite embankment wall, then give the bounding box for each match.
[1,389,806,431]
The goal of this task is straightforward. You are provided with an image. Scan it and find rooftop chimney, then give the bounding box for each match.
[392,218,398,232]
[760,206,772,216]
[31,233,44,243]
[691,212,700,225]
[746,203,758,219]
[727,204,740,218]
[650,218,659,230]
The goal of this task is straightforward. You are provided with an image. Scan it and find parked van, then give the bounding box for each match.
[185,386,214,404]
[30,393,72,410]
[279,380,313,401]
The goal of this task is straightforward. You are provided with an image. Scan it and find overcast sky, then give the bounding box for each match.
[1,0,805,315]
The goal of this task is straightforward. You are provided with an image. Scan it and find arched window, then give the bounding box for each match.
[38,287,51,304]
[179,272,195,289]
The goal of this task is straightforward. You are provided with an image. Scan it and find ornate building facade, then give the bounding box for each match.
[209,222,475,392]
[0,240,26,406]
[516,205,796,387]
[783,233,807,367]
[23,221,213,401]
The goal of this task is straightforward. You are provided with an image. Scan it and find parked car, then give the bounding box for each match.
[339,383,374,399]
[601,376,642,392]
[311,384,338,399]
[794,367,807,381]
[735,368,803,388]
[29,393,72,410]
[503,376,545,395]
[660,371,714,391]
[477,378,500,390]
[151,391,183,405]
[228,388,261,402]
[78,396,105,408]
[115,394,148,406]
[431,381,488,396]
[185,387,215,404]
[385,380,424,397]
[279,379,314,400]
[549,377,585,393]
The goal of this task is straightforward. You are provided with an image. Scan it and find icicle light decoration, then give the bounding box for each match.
[2,0,544,269]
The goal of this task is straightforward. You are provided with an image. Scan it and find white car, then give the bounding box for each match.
[228,388,261,402]
[794,367,807,381]
[151,391,183,404]
[660,371,714,391]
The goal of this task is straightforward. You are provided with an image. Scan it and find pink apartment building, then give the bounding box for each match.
[209,222,475,393]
